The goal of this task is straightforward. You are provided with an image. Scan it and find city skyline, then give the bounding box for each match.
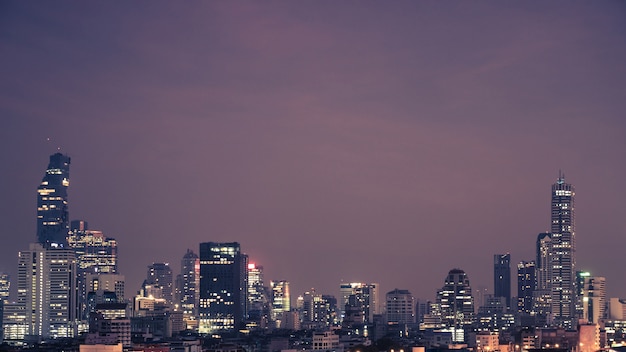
[1,2,625,302]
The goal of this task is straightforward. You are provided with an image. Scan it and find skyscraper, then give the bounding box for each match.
[494,254,511,309]
[37,153,71,246]
[247,263,269,324]
[145,263,173,306]
[339,282,380,323]
[270,280,290,328]
[533,232,553,321]
[179,249,200,316]
[550,172,576,327]
[67,221,119,319]
[17,243,78,338]
[199,242,247,333]
[517,261,535,314]
[434,269,475,343]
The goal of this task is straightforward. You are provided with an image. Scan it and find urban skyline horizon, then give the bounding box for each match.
[1,151,622,308]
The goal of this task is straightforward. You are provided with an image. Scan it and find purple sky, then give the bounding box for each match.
[1,1,625,302]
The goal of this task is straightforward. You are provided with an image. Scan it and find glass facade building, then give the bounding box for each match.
[199,242,247,333]
[36,153,71,246]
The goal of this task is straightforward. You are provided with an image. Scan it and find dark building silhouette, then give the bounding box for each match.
[199,242,247,333]
[517,260,535,314]
[494,253,511,308]
[36,153,71,246]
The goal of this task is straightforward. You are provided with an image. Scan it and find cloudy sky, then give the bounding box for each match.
[1,1,625,302]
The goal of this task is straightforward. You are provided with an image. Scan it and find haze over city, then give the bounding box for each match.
[1,1,625,303]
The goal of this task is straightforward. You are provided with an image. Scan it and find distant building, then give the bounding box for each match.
[433,269,474,343]
[270,280,290,328]
[533,232,552,322]
[37,153,71,246]
[312,330,343,351]
[494,254,511,309]
[579,273,606,324]
[549,173,576,328]
[517,261,535,314]
[0,273,9,303]
[339,282,380,323]
[67,221,119,319]
[2,302,27,345]
[247,263,269,327]
[17,243,78,339]
[199,242,247,333]
[145,263,174,307]
[385,288,415,326]
[179,249,200,316]
[299,290,336,329]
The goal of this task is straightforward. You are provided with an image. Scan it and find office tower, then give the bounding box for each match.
[385,288,415,324]
[2,302,28,344]
[17,243,78,339]
[533,232,552,320]
[299,290,336,329]
[145,263,173,307]
[270,280,290,328]
[37,153,71,246]
[198,242,247,333]
[68,221,118,274]
[247,263,269,324]
[84,273,125,316]
[578,273,606,324]
[434,269,475,343]
[494,254,511,309]
[550,173,576,327]
[68,221,119,319]
[339,282,380,323]
[0,273,9,303]
[476,295,515,333]
[179,249,199,316]
[517,261,535,314]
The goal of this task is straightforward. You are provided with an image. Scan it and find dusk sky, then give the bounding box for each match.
[1,1,625,302]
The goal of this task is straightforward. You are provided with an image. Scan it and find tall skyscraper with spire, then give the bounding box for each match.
[549,171,576,327]
[37,153,71,246]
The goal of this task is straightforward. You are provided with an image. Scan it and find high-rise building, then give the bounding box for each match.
[298,290,337,329]
[270,280,290,328]
[145,263,173,307]
[533,232,552,321]
[17,243,78,338]
[68,221,118,274]
[37,153,71,246]
[494,254,511,309]
[198,242,247,333]
[517,261,535,314]
[579,273,606,324]
[0,273,10,304]
[385,289,415,325]
[178,249,200,316]
[247,263,269,325]
[339,282,380,323]
[549,172,576,327]
[434,269,475,343]
[67,221,119,319]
